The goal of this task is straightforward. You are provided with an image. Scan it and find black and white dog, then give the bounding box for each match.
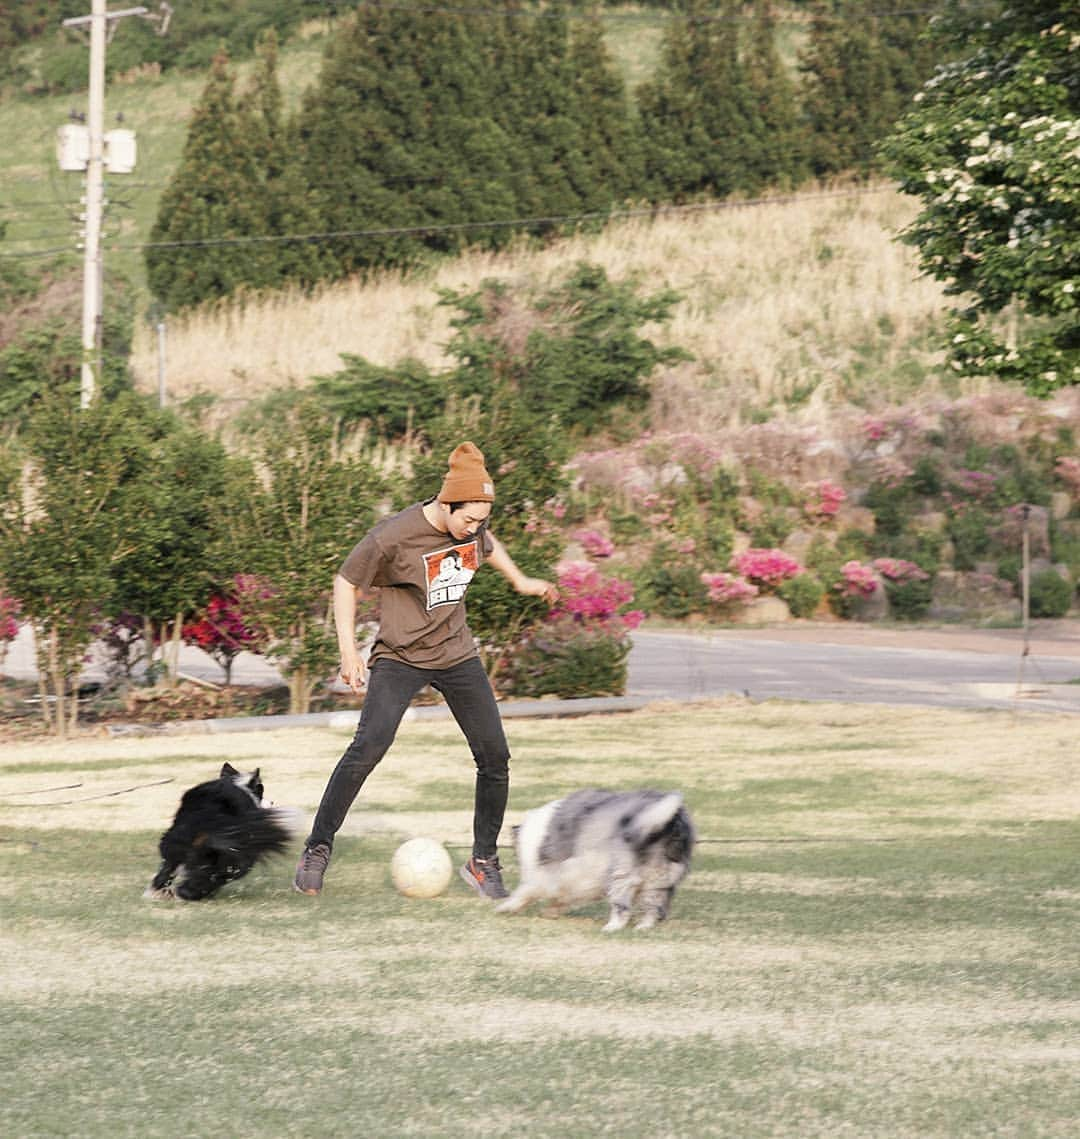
[496,789,695,931]
[144,763,297,901]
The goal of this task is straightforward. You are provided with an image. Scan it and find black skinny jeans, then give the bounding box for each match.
[305,655,510,860]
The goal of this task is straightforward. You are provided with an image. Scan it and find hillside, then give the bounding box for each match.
[129,184,955,428]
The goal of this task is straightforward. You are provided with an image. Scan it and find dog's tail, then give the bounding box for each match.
[210,808,301,860]
[624,792,685,849]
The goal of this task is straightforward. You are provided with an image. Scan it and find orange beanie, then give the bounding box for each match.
[437,442,495,504]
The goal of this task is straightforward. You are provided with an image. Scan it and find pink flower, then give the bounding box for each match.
[864,416,887,442]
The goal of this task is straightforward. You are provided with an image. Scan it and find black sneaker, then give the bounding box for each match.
[459,855,508,900]
[294,843,331,895]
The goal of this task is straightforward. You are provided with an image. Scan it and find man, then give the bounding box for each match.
[294,441,557,899]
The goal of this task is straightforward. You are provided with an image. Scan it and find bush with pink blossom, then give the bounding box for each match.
[803,480,847,523]
[499,561,643,698]
[573,528,616,559]
[730,548,805,592]
[700,571,758,610]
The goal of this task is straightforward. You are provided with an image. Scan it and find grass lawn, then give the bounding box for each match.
[2,699,1078,1137]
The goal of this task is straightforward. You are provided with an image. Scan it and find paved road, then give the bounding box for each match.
[5,621,1080,720]
[627,625,1080,715]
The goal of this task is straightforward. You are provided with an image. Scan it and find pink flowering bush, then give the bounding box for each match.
[700,571,758,609]
[499,562,643,698]
[827,560,880,619]
[803,479,847,522]
[871,557,933,621]
[871,558,928,584]
[549,561,644,631]
[731,548,805,592]
[573,528,615,559]
[838,561,879,597]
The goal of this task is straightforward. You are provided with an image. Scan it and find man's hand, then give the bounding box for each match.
[339,658,367,696]
[517,576,558,605]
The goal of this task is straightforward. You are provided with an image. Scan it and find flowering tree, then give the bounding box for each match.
[181,583,266,686]
[881,3,1078,393]
[0,594,20,672]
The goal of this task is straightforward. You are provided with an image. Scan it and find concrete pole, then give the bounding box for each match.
[80,0,107,409]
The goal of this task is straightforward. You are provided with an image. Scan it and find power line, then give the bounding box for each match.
[334,2,978,25]
[0,183,893,262]
[120,184,895,255]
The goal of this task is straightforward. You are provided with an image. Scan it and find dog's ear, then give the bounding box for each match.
[220,762,238,778]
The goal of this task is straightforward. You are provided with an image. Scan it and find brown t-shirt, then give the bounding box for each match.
[339,501,495,670]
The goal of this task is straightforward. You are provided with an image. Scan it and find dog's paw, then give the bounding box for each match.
[633,913,659,931]
[143,884,176,901]
[601,909,631,933]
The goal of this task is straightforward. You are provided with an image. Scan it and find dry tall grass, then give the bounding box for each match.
[130,186,952,427]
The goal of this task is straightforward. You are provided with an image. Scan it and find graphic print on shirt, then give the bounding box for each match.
[424,541,479,610]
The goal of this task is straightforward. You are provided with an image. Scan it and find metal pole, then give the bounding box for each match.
[80,0,106,410]
[1016,504,1031,694]
[157,319,167,407]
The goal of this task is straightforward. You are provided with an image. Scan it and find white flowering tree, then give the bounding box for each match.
[881,2,1077,395]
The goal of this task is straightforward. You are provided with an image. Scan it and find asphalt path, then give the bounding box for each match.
[5,621,1080,724]
[627,625,1080,715]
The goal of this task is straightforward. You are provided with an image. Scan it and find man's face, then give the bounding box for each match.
[445,502,491,541]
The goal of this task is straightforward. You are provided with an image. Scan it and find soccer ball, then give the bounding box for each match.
[390,837,454,899]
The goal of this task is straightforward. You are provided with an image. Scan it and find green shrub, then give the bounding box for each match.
[883,577,933,621]
[1029,570,1073,619]
[499,619,630,699]
[778,573,825,618]
[947,507,993,571]
[864,480,915,537]
[313,355,444,439]
[749,509,794,548]
[633,551,706,619]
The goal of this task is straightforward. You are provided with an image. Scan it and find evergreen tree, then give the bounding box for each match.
[146,52,278,310]
[240,29,325,290]
[743,0,806,188]
[567,15,643,210]
[489,3,587,231]
[296,4,517,276]
[798,1,940,178]
[637,0,757,202]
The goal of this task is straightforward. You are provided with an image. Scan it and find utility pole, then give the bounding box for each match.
[61,3,170,409]
[77,0,107,409]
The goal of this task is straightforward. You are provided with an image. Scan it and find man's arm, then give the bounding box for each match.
[485,535,558,605]
[334,572,374,695]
